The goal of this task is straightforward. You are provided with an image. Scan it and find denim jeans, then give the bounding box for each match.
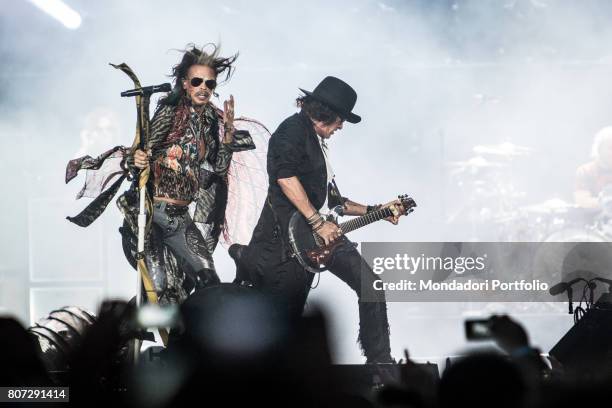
[145,201,220,304]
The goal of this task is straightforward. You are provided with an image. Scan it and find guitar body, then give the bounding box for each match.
[287,208,343,273]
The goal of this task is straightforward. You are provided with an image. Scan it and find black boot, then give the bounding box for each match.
[194,268,220,290]
[229,244,253,287]
[228,243,246,262]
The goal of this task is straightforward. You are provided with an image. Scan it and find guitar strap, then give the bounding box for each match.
[319,137,346,211]
[328,179,348,211]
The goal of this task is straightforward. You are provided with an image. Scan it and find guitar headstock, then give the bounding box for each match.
[398,194,417,215]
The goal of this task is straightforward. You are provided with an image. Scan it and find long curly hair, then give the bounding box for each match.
[160,43,238,106]
[296,94,340,125]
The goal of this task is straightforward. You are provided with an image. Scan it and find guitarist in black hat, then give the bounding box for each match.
[231,76,405,363]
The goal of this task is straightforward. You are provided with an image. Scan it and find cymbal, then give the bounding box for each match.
[521,198,572,214]
[473,142,532,157]
[448,155,506,170]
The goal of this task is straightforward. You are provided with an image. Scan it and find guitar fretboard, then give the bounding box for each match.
[339,207,394,234]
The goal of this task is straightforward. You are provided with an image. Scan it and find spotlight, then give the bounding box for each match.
[29,0,82,30]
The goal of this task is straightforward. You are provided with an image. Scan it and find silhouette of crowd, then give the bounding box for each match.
[2,283,611,407]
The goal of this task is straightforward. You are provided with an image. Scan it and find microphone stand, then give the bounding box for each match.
[112,62,170,366]
[133,93,148,366]
[555,275,612,321]
[128,87,152,367]
[588,281,597,309]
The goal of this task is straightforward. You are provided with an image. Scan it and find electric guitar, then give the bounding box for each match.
[287,195,416,273]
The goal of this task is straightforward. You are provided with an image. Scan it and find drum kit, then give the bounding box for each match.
[447,142,612,243]
[447,144,612,315]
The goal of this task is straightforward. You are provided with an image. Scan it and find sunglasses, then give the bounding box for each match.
[189,77,217,89]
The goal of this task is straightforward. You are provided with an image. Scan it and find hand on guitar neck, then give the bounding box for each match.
[381,199,404,225]
[343,198,404,225]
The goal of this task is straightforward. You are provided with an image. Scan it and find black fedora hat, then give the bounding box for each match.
[299,76,361,124]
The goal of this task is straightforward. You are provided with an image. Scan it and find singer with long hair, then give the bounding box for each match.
[126,43,255,304]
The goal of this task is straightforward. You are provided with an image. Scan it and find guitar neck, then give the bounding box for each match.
[339,207,394,235]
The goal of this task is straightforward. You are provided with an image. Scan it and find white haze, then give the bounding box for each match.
[2,0,612,362]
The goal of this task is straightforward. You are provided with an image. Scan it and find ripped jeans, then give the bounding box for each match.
[254,238,392,363]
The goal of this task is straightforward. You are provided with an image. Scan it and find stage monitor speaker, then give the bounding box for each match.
[331,362,439,395]
[550,305,612,375]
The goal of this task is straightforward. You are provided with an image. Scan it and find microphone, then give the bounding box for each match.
[550,278,590,296]
[593,277,612,286]
[566,277,588,287]
[549,282,568,296]
[121,83,171,97]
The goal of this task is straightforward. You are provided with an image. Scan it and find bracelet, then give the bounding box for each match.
[309,218,323,228]
[306,211,319,221]
[312,218,325,232]
[366,204,382,214]
[306,212,322,225]
[311,216,324,228]
[307,212,323,225]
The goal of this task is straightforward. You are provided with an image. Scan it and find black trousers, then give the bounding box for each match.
[253,239,392,363]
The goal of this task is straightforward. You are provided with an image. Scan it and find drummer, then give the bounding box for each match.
[575,126,612,209]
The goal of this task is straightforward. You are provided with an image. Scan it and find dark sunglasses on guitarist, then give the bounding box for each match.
[189,77,217,89]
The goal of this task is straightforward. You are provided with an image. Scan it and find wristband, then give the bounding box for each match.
[306,211,321,224]
[366,204,382,214]
[312,218,325,232]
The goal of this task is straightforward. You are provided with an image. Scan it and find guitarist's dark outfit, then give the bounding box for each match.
[236,110,392,363]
